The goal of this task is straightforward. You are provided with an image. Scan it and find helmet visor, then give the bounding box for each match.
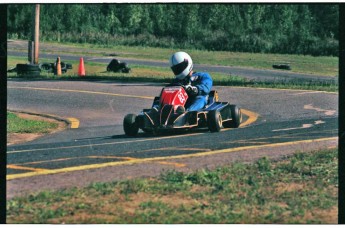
[171,59,189,76]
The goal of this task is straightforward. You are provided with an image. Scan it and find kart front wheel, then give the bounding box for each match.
[223,105,242,128]
[207,110,222,132]
[123,114,139,136]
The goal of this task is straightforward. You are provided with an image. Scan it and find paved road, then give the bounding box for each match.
[7,80,338,198]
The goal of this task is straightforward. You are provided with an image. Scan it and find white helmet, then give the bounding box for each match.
[169,51,193,80]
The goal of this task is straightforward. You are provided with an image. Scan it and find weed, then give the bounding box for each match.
[87,182,117,196]
[256,157,272,173]
[159,170,186,183]
[119,179,149,195]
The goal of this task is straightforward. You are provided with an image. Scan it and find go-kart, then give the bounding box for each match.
[123,84,242,136]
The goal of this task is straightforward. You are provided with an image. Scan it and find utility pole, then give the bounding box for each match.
[339,4,345,224]
[29,4,40,64]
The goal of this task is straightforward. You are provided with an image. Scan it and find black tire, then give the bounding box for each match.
[142,128,153,133]
[123,114,139,136]
[16,64,41,76]
[207,110,222,132]
[52,62,67,74]
[7,67,17,73]
[60,62,67,73]
[17,70,41,77]
[39,63,53,72]
[272,64,291,70]
[223,105,242,128]
[16,63,40,72]
[66,63,73,69]
[122,67,131,73]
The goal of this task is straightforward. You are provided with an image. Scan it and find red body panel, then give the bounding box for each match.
[159,86,188,107]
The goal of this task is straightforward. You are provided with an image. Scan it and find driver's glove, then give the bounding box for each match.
[184,85,198,96]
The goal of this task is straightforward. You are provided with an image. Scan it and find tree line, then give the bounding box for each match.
[7,4,339,56]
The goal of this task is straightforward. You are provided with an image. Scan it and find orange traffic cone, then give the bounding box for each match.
[78,57,85,76]
[56,57,62,76]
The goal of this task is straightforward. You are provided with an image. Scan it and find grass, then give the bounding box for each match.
[9,35,339,81]
[7,112,58,134]
[7,148,338,224]
[7,56,338,92]
[9,40,339,77]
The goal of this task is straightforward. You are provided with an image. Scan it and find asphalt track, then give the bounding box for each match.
[6,79,338,198]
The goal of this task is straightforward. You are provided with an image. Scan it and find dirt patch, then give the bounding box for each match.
[7,112,68,146]
[275,182,306,195]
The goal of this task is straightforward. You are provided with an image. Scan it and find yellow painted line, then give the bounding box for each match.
[8,86,154,100]
[173,148,210,151]
[87,156,137,161]
[132,147,210,153]
[7,165,49,172]
[240,109,259,127]
[12,157,76,166]
[6,137,337,180]
[67,118,80,129]
[156,161,186,167]
[21,156,136,166]
[229,141,270,145]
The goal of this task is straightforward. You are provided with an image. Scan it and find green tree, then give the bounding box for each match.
[7,4,339,56]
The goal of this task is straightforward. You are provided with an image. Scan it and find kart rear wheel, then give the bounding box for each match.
[142,128,153,133]
[123,114,139,136]
[207,110,222,132]
[223,105,242,128]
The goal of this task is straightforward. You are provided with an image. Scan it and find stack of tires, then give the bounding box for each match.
[16,64,41,77]
[39,62,72,74]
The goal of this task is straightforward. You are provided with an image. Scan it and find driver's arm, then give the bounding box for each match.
[195,73,213,95]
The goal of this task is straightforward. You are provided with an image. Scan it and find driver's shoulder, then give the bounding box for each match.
[193,71,211,77]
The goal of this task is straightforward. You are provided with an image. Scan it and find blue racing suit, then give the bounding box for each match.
[179,72,213,111]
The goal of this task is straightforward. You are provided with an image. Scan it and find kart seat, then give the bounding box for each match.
[204,90,218,109]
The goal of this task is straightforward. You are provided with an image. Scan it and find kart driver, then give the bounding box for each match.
[169,51,213,112]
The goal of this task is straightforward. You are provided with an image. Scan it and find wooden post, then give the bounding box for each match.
[28,40,34,64]
[338,4,345,224]
[33,4,40,64]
